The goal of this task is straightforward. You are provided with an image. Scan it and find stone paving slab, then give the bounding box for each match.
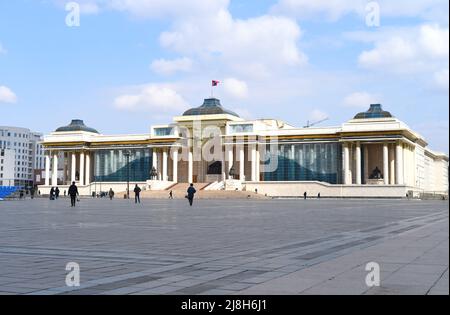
[0,198,448,295]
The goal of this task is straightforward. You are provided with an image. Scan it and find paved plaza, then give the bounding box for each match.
[0,197,448,295]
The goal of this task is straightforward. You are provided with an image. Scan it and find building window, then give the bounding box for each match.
[154,127,174,136]
[230,124,253,133]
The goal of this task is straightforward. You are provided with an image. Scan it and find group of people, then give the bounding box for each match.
[52,182,198,207]
[49,187,60,200]
[130,183,196,206]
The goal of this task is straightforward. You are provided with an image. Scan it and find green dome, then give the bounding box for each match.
[182,98,239,117]
[55,120,99,133]
[354,104,393,119]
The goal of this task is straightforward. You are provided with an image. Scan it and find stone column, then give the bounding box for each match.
[52,152,58,186]
[239,146,245,181]
[85,153,91,186]
[79,152,85,186]
[227,145,234,179]
[389,144,395,184]
[256,146,261,182]
[172,149,178,183]
[188,149,193,184]
[355,142,362,185]
[383,143,389,185]
[152,149,158,179]
[45,154,50,186]
[251,145,256,181]
[71,152,76,183]
[63,153,68,185]
[396,142,404,185]
[162,149,168,181]
[363,145,369,184]
[343,143,350,184]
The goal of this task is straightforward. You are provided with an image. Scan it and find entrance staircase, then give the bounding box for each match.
[137,182,269,199]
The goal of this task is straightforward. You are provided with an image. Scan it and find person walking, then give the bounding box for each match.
[68,181,79,207]
[30,187,35,199]
[186,183,196,206]
[134,184,141,204]
[303,191,307,200]
[49,187,55,200]
[55,187,60,199]
[109,188,115,200]
[169,190,173,199]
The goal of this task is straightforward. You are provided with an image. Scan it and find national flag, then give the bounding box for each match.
[212,80,220,86]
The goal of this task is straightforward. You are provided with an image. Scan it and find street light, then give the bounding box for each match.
[123,150,131,199]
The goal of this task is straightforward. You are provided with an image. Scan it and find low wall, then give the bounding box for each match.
[244,181,416,198]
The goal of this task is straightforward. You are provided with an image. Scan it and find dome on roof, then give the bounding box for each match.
[353,104,393,119]
[182,98,239,117]
[55,120,99,133]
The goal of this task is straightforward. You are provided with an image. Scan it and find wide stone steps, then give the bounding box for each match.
[138,189,269,199]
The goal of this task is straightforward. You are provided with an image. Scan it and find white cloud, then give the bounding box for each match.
[150,57,192,75]
[343,92,380,108]
[272,0,449,22]
[114,84,188,113]
[272,0,365,21]
[223,78,248,99]
[107,0,229,19]
[159,12,307,73]
[357,24,449,90]
[0,86,17,104]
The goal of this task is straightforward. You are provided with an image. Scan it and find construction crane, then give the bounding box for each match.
[304,117,329,128]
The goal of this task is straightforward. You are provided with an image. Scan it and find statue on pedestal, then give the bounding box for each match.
[369,166,383,179]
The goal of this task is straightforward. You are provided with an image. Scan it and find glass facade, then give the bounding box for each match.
[263,143,342,184]
[94,149,151,182]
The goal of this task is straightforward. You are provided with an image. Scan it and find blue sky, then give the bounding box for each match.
[0,0,448,152]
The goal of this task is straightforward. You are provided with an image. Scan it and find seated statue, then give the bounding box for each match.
[369,166,383,179]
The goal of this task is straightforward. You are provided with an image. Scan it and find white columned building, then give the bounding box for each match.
[37,102,448,198]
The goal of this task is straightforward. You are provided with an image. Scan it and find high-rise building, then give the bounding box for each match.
[0,126,45,187]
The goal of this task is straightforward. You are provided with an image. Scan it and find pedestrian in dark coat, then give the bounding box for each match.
[49,187,55,200]
[303,191,307,200]
[187,184,196,206]
[68,182,78,207]
[109,188,115,200]
[55,187,60,199]
[134,184,141,204]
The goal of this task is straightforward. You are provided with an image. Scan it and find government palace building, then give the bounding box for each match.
[38,98,449,198]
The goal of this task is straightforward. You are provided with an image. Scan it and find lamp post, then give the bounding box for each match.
[124,150,131,199]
